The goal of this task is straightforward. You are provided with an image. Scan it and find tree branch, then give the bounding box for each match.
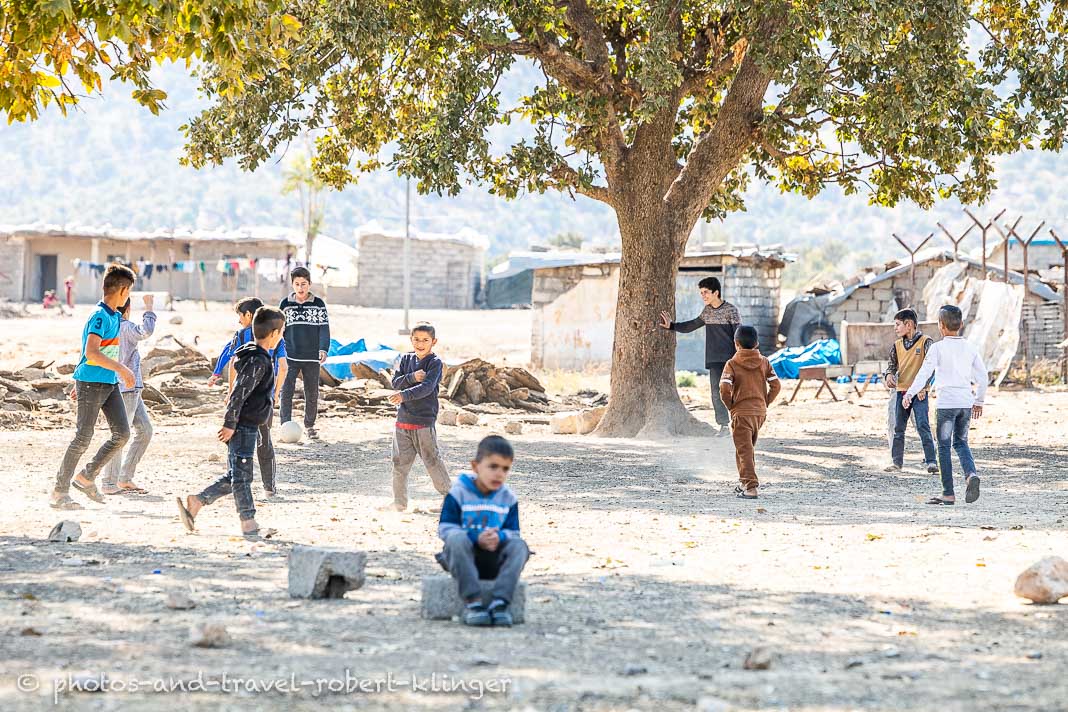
[549,160,614,206]
[680,38,748,98]
[666,45,774,232]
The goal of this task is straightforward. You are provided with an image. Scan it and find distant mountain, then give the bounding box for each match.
[2,64,1065,265]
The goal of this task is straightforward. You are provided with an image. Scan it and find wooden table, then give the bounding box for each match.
[788,365,842,403]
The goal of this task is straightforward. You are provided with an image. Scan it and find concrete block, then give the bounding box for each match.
[421,575,527,622]
[287,545,367,599]
[48,520,82,542]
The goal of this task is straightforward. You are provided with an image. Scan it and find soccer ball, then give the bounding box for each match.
[278,420,303,444]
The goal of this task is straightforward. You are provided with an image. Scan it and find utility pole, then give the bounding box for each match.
[399,176,411,336]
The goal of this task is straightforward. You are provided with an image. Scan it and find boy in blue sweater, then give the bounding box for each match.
[383,322,451,511]
[438,435,527,627]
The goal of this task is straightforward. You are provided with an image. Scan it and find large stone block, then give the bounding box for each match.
[288,546,367,599]
[420,575,527,622]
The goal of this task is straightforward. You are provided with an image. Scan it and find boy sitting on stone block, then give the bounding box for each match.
[436,435,528,627]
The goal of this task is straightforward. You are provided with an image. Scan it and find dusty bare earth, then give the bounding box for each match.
[1,304,1067,711]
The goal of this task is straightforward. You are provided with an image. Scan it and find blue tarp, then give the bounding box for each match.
[322,338,399,381]
[768,339,842,380]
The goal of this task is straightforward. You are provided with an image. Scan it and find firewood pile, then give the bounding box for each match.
[440,359,552,412]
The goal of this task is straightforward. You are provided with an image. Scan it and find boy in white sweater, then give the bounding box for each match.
[903,305,988,505]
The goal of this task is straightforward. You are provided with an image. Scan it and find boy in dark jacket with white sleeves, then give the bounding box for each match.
[383,322,451,511]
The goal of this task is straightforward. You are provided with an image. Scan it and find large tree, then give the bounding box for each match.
[182,0,1068,437]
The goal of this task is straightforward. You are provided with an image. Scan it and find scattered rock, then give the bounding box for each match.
[504,421,523,435]
[743,646,773,670]
[456,411,479,426]
[20,627,43,636]
[169,314,184,325]
[882,645,901,658]
[190,622,230,648]
[56,364,77,375]
[166,591,197,610]
[845,658,865,669]
[551,411,581,435]
[48,520,82,542]
[697,696,732,712]
[621,663,647,676]
[287,546,367,599]
[1027,651,1044,660]
[437,410,458,427]
[1014,557,1068,604]
[420,575,527,623]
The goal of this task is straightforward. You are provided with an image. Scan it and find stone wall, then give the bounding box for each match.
[723,259,783,354]
[0,236,26,301]
[356,234,483,309]
[1022,300,1065,362]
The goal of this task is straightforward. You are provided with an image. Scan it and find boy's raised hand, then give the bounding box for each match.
[412,369,426,383]
[477,528,500,552]
[657,311,672,329]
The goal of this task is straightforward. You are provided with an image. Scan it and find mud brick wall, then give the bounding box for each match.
[356,234,483,309]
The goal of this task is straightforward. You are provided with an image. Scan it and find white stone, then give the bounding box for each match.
[287,545,367,599]
[166,591,196,610]
[48,520,82,542]
[504,421,523,435]
[420,575,526,623]
[1014,556,1068,604]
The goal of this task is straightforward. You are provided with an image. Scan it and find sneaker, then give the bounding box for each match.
[487,599,513,627]
[462,602,492,627]
[716,426,732,438]
[926,463,939,474]
[305,428,319,440]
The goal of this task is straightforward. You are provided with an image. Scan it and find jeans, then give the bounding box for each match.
[442,531,529,604]
[936,408,977,497]
[708,362,729,426]
[55,381,130,492]
[280,361,320,428]
[257,410,276,493]
[891,391,937,467]
[103,389,153,486]
[391,426,452,508]
[196,424,258,522]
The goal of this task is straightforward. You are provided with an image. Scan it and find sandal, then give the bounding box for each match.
[175,497,196,532]
[737,491,759,500]
[242,527,277,540]
[117,482,148,494]
[72,477,105,504]
[50,493,83,510]
[926,497,955,505]
[101,484,122,496]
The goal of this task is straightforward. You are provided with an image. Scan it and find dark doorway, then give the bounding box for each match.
[37,255,58,300]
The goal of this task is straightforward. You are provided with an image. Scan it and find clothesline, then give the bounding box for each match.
[70,257,325,281]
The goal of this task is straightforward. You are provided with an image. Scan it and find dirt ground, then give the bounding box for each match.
[1,305,1067,711]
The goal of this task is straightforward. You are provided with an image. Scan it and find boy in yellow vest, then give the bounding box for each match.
[882,309,938,473]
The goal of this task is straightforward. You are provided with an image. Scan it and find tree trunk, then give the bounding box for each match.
[594,197,713,439]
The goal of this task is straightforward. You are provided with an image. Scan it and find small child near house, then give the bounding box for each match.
[176,307,285,536]
[382,322,452,511]
[719,325,781,499]
[903,305,987,505]
[437,435,528,627]
[101,294,157,495]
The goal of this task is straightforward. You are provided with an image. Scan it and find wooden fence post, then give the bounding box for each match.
[892,232,934,304]
[1048,229,1068,384]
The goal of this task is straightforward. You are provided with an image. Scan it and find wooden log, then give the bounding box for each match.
[463,375,484,405]
[446,369,465,399]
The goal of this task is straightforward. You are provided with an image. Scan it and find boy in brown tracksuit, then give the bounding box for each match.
[719,325,781,499]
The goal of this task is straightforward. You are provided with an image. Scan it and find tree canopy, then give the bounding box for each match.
[182,1,1068,220]
[0,0,298,121]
